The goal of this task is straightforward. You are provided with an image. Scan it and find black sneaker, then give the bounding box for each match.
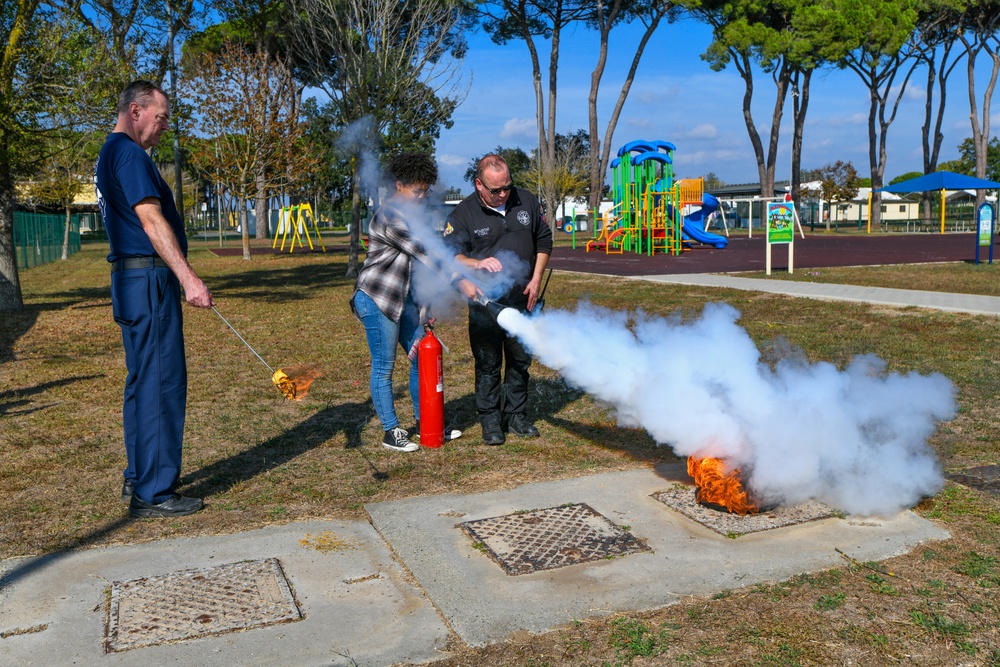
[481,414,505,446]
[129,493,203,518]
[383,427,419,452]
[506,414,540,438]
[121,478,134,502]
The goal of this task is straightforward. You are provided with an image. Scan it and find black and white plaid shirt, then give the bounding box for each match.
[352,199,459,322]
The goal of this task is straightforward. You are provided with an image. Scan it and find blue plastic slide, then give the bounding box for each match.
[682,192,728,249]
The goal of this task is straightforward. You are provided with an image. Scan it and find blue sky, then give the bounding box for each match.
[434,15,998,193]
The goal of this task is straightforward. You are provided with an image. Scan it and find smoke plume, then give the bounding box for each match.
[337,116,527,316]
[497,301,956,516]
[334,116,381,195]
[394,200,526,318]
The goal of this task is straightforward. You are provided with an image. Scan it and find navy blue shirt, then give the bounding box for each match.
[95,132,185,263]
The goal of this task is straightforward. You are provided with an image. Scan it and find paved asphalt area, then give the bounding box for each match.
[2,232,994,666]
[547,231,988,276]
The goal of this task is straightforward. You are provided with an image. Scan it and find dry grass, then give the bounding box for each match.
[3,240,1000,666]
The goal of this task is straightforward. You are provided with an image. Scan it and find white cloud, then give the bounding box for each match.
[499,117,537,141]
[674,148,746,172]
[626,117,654,130]
[685,123,718,140]
[819,112,868,128]
[633,88,677,105]
[436,154,466,166]
[904,82,925,101]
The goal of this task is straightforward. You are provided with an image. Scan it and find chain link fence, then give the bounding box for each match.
[13,211,83,270]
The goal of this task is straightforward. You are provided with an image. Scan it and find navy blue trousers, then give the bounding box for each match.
[111,265,187,505]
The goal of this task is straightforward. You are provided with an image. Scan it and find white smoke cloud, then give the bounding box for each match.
[497,301,956,517]
[392,198,468,320]
[391,200,526,320]
[334,116,381,195]
[472,249,528,302]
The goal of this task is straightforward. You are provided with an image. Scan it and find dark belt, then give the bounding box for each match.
[110,257,169,273]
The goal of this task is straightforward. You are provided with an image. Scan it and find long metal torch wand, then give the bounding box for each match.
[211,306,275,373]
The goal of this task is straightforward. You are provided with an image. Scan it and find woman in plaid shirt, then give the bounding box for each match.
[351,152,480,451]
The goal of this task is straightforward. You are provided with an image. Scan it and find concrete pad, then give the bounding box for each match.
[0,519,450,667]
[366,464,950,647]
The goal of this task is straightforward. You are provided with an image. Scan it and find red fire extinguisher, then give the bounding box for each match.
[418,323,445,448]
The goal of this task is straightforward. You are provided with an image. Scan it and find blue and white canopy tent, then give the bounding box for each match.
[875,171,1000,233]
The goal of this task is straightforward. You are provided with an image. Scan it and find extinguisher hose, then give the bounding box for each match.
[408,327,450,361]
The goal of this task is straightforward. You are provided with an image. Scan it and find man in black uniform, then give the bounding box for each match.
[445,154,553,445]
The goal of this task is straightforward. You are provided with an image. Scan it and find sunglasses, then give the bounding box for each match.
[402,184,431,198]
[481,181,513,195]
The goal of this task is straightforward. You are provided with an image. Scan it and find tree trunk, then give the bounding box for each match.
[790,69,811,206]
[847,50,918,230]
[240,204,251,261]
[347,157,362,278]
[587,9,609,215]
[167,4,185,228]
[540,22,563,219]
[0,159,24,311]
[865,67,882,230]
[922,39,960,220]
[966,41,1000,211]
[734,52,788,209]
[590,3,663,215]
[62,205,71,260]
[255,168,268,240]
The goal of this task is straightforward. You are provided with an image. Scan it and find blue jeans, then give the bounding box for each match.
[353,290,421,430]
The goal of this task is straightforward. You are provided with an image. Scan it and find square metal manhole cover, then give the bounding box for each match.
[653,484,838,536]
[106,558,301,652]
[460,503,650,576]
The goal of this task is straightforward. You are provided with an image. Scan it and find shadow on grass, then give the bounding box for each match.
[438,377,678,467]
[438,377,586,437]
[0,375,105,416]
[542,412,681,465]
[177,400,378,498]
[207,257,355,304]
[0,399,376,593]
[1,283,112,363]
[0,518,135,592]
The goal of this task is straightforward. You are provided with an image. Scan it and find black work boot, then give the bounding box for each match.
[481,413,505,446]
[505,413,540,438]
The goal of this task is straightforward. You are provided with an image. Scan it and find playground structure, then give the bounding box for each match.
[586,140,728,255]
[272,202,327,253]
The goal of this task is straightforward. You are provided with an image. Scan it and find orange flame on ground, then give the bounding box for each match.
[687,456,759,515]
[272,365,322,400]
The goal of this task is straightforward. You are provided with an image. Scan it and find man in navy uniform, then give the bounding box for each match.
[95,81,213,517]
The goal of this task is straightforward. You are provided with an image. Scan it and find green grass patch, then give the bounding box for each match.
[814,592,846,611]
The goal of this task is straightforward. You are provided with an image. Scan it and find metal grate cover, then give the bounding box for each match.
[653,484,837,536]
[461,503,650,576]
[105,558,301,652]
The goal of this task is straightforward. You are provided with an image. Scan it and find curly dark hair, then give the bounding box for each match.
[389,152,438,186]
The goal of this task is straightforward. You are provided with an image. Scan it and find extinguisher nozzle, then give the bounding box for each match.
[473,295,511,321]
